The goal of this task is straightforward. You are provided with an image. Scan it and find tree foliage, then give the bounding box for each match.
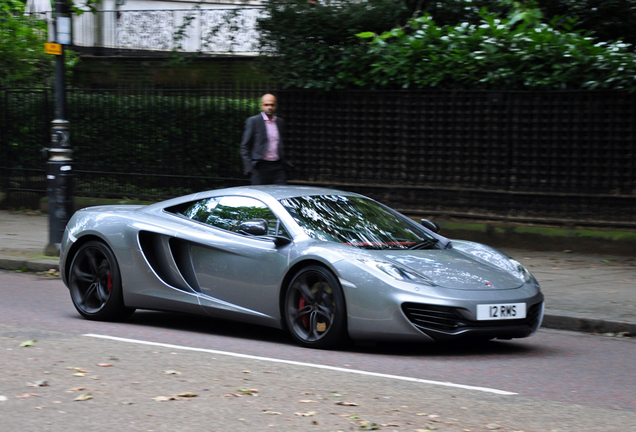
[1,0,53,86]
[405,0,636,48]
[256,0,411,89]
[0,0,78,87]
[353,10,636,90]
[256,0,636,91]
[533,0,636,49]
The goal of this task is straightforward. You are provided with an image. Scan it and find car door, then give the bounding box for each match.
[179,195,292,324]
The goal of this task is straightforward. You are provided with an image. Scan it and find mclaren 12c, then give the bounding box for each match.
[60,186,544,349]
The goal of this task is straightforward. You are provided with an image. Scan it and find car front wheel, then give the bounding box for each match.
[284,265,347,349]
[68,240,134,321]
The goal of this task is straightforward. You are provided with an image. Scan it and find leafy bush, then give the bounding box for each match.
[352,11,636,91]
[404,0,636,48]
[256,0,411,89]
[535,0,636,49]
[1,1,78,87]
[255,0,636,91]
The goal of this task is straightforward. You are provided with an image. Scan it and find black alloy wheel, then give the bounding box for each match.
[284,265,346,349]
[68,240,134,321]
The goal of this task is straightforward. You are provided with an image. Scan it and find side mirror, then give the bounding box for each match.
[420,219,440,233]
[238,219,268,236]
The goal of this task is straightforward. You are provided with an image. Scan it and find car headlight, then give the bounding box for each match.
[509,258,535,284]
[358,258,433,284]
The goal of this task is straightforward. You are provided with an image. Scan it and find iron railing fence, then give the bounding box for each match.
[1,86,264,206]
[1,88,635,227]
[71,9,262,56]
[280,90,636,226]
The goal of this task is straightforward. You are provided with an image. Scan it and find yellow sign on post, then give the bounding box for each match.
[45,43,63,55]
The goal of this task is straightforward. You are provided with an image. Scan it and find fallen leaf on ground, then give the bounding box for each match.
[336,401,359,406]
[67,387,87,392]
[97,363,113,367]
[294,411,318,417]
[236,388,258,396]
[358,421,380,430]
[73,394,93,402]
[20,340,37,347]
[153,396,182,402]
[73,373,86,377]
[26,380,49,388]
[262,410,282,415]
[300,399,319,403]
[176,392,198,398]
[0,396,8,402]
[16,393,40,398]
[163,370,182,375]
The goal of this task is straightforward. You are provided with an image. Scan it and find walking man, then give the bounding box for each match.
[240,94,291,185]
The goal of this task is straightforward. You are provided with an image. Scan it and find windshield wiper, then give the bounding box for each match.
[408,237,439,250]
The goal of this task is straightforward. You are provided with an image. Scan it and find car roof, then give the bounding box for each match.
[146,185,364,212]
[219,185,360,200]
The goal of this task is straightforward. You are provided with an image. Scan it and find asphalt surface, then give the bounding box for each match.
[2,210,636,431]
[1,210,635,336]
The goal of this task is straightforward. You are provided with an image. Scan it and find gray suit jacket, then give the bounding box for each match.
[240,113,289,175]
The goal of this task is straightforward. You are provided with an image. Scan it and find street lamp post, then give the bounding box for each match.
[45,0,73,256]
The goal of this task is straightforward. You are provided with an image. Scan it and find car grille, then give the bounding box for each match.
[401,302,543,334]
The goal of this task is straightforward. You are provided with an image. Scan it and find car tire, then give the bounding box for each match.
[68,240,135,321]
[284,265,347,349]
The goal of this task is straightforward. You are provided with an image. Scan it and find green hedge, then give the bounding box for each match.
[353,12,636,91]
[2,90,260,181]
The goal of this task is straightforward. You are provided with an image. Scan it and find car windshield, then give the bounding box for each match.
[279,195,437,250]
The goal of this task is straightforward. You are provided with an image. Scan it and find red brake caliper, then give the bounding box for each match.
[299,297,308,328]
[106,272,112,292]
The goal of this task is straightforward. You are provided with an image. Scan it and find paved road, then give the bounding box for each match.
[1,271,635,432]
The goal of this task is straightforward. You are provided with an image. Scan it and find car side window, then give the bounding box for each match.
[180,196,289,238]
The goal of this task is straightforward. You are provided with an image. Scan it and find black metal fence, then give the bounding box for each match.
[1,88,635,227]
[282,90,636,226]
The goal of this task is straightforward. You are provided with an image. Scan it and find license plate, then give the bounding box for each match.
[477,303,526,320]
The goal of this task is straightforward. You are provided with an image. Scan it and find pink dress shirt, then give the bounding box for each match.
[261,112,280,161]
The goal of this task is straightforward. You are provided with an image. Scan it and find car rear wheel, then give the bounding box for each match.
[68,240,134,321]
[284,265,346,349]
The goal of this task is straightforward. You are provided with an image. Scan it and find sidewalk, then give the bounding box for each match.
[1,210,634,336]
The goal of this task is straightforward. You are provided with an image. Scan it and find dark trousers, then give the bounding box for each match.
[250,160,287,185]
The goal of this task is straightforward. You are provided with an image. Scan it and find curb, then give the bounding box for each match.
[0,256,59,273]
[542,312,636,336]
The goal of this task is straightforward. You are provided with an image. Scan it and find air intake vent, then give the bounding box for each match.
[402,302,543,334]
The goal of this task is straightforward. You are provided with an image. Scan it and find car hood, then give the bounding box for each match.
[375,249,525,290]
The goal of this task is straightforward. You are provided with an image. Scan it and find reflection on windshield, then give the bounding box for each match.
[280,195,435,250]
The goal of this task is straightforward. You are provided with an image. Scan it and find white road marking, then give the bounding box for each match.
[83,333,517,395]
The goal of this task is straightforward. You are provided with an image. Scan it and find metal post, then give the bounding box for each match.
[45,0,73,256]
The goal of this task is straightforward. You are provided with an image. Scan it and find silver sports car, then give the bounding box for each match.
[60,186,544,349]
